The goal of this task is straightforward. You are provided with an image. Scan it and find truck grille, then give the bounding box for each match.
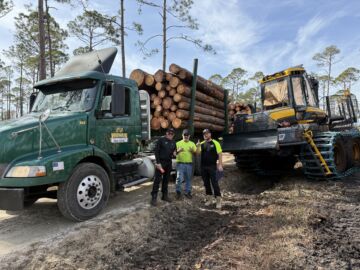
[0,164,9,178]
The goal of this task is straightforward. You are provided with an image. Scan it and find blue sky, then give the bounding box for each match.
[1,0,360,95]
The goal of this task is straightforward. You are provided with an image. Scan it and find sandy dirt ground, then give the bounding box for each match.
[0,154,359,269]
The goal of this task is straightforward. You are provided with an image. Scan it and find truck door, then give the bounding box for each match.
[95,82,139,155]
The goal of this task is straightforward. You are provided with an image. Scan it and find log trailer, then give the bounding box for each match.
[223,66,360,179]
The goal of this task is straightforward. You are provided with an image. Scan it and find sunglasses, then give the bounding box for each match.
[183,134,190,136]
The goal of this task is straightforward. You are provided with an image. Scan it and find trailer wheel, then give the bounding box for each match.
[347,137,360,168]
[57,163,110,222]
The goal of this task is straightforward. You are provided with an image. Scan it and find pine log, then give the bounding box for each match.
[160,119,170,129]
[175,109,225,125]
[129,69,150,89]
[170,104,177,112]
[169,76,181,88]
[172,118,224,132]
[166,85,172,91]
[173,94,224,113]
[154,69,166,83]
[176,103,224,118]
[153,110,162,117]
[155,82,167,91]
[168,112,176,121]
[158,90,167,98]
[165,73,173,82]
[150,93,157,101]
[177,100,224,114]
[177,84,224,109]
[169,64,224,100]
[155,105,162,112]
[151,103,156,109]
[162,97,173,110]
[162,110,170,118]
[145,74,155,87]
[169,88,177,96]
[150,117,161,130]
[153,96,162,106]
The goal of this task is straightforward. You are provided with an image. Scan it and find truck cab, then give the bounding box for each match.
[0,48,154,221]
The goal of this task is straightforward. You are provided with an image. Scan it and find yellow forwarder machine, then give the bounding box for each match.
[222,66,360,179]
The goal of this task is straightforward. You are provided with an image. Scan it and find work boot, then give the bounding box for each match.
[185,193,192,199]
[176,192,182,200]
[216,197,222,209]
[161,193,172,202]
[204,195,214,206]
[150,194,157,206]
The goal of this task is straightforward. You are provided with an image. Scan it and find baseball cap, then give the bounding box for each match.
[182,129,190,136]
[166,128,175,134]
[202,128,211,134]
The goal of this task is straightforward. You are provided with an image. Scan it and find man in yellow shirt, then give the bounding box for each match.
[175,129,196,199]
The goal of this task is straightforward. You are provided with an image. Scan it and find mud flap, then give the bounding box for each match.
[222,130,278,152]
[0,188,24,210]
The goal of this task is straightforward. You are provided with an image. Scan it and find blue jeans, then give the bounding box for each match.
[176,163,193,194]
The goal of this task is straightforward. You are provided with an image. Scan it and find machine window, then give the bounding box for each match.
[292,77,306,106]
[263,78,289,109]
[304,77,317,106]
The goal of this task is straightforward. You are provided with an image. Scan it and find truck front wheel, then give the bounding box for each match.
[57,163,110,221]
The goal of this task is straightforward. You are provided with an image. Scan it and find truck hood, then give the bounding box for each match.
[0,113,88,164]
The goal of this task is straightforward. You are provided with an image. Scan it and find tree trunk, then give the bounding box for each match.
[38,0,46,80]
[120,0,126,77]
[19,62,23,116]
[162,0,166,71]
[45,0,54,77]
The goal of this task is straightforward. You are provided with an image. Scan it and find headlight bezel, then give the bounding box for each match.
[6,166,47,178]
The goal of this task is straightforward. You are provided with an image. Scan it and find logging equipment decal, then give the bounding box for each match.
[111,128,128,143]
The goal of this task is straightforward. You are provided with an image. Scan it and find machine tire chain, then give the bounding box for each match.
[300,130,360,180]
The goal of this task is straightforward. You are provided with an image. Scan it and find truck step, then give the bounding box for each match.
[122,177,150,188]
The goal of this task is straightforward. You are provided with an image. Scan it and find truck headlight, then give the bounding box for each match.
[6,166,46,178]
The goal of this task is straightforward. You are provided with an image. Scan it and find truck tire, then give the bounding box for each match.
[57,163,110,222]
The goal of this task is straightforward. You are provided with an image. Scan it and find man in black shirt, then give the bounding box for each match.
[151,128,176,206]
[196,129,223,209]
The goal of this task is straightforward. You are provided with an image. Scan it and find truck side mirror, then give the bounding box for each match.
[111,83,125,116]
[29,92,38,112]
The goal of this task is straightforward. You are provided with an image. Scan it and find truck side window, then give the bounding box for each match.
[100,84,130,117]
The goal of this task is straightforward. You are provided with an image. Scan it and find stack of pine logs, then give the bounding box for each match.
[228,102,252,119]
[130,64,227,132]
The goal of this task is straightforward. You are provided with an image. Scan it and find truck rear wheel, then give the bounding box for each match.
[57,163,110,221]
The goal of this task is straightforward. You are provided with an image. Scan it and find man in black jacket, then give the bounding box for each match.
[151,128,176,206]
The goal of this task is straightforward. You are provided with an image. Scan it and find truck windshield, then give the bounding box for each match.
[32,79,98,113]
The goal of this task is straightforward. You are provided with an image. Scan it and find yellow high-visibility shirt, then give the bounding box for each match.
[176,140,196,163]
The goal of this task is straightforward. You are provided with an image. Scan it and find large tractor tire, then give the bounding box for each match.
[333,138,347,173]
[57,163,110,222]
[348,137,360,167]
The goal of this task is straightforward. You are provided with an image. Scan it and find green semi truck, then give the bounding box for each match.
[0,48,171,221]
